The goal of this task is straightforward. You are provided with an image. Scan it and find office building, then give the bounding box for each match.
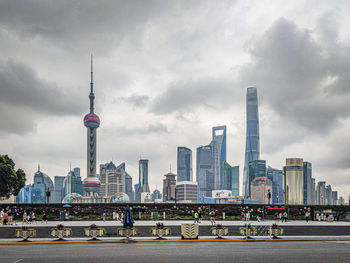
[63,168,84,197]
[135,159,150,202]
[83,56,101,196]
[325,185,333,205]
[283,158,303,205]
[311,178,316,205]
[196,145,214,197]
[210,126,226,189]
[17,186,32,204]
[152,189,162,201]
[125,172,134,203]
[222,162,239,196]
[54,176,65,203]
[248,160,266,198]
[316,181,326,205]
[243,87,260,198]
[176,181,198,203]
[332,191,338,205]
[177,147,193,182]
[250,177,272,204]
[163,172,176,202]
[32,168,54,203]
[99,161,125,196]
[303,162,312,205]
[266,166,283,204]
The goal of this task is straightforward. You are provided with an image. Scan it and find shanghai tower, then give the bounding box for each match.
[82,55,101,196]
[243,87,260,198]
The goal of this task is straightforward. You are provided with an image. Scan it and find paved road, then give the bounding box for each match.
[1,241,350,263]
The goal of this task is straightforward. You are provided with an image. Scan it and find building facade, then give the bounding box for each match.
[248,160,266,198]
[325,185,333,205]
[283,158,303,205]
[177,147,193,182]
[303,162,312,205]
[311,178,316,205]
[210,126,226,190]
[176,181,198,203]
[63,169,84,197]
[135,159,150,202]
[17,186,32,204]
[266,166,283,204]
[152,189,162,201]
[196,145,214,197]
[32,169,54,203]
[332,191,338,205]
[243,87,260,198]
[163,172,176,202]
[316,181,326,205]
[54,176,65,203]
[222,162,239,196]
[99,161,125,196]
[250,177,272,204]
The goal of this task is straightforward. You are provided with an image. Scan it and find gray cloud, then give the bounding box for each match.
[119,94,149,108]
[239,17,350,133]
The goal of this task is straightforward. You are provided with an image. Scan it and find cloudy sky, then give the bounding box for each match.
[1,0,350,198]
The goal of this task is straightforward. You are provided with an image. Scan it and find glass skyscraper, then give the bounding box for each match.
[135,159,150,202]
[243,87,260,198]
[267,166,283,204]
[211,126,226,190]
[222,162,239,196]
[196,145,214,197]
[63,168,84,197]
[248,160,266,197]
[303,162,312,205]
[177,147,193,182]
[284,158,304,205]
[54,176,65,203]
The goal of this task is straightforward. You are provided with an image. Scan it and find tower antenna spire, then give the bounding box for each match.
[90,54,93,92]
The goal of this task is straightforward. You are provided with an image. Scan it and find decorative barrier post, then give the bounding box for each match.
[181,224,199,239]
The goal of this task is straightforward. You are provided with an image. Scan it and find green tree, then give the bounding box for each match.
[0,155,26,199]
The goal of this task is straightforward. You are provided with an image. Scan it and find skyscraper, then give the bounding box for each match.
[196,145,214,197]
[311,178,316,205]
[303,162,312,205]
[332,191,338,205]
[222,162,239,196]
[243,87,260,198]
[163,172,177,202]
[32,167,54,203]
[54,176,65,203]
[211,126,226,189]
[325,185,333,205]
[135,159,150,202]
[63,168,84,197]
[317,181,326,205]
[248,160,266,198]
[284,158,304,205]
[266,166,283,204]
[99,161,125,196]
[83,55,101,196]
[177,147,193,182]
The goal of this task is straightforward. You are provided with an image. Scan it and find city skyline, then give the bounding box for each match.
[1,1,350,198]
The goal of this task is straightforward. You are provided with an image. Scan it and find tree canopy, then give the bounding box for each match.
[0,154,26,199]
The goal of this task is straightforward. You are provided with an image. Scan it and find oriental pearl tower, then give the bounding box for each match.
[82,55,101,196]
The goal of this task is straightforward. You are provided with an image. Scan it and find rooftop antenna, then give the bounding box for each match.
[38,163,40,172]
[70,161,72,171]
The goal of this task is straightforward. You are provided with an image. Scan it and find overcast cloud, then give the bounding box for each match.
[0,0,349,198]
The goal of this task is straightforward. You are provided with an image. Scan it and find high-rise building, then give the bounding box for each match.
[316,181,326,205]
[250,177,272,204]
[83,56,101,196]
[266,166,283,204]
[222,162,239,196]
[177,147,193,182]
[125,172,134,203]
[311,178,316,205]
[196,145,214,197]
[17,186,32,204]
[325,185,333,205]
[135,159,150,202]
[339,196,345,205]
[303,162,312,205]
[332,191,338,205]
[152,189,162,201]
[99,161,125,196]
[163,172,176,202]
[243,87,260,198]
[32,167,54,203]
[63,168,84,197]
[210,126,226,189]
[283,158,303,205]
[176,181,198,203]
[54,176,65,203]
[248,160,266,198]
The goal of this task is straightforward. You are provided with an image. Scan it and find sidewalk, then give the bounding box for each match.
[1,220,348,227]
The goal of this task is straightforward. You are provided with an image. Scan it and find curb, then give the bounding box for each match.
[1,238,350,245]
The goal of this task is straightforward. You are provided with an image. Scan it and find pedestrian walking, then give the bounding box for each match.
[116,212,120,222]
[198,210,202,223]
[22,211,27,225]
[42,212,47,224]
[210,210,215,226]
[305,211,310,223]
[0,208,4,225]
[102,212,106,222]
[31,212,36,224]
[279,212,283,222]
[282,212,288,222]
[3,211,8,225]
[194,212,199,223]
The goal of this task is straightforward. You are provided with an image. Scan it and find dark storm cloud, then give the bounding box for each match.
[0,0,193,54]
[149,76,237,115]
[0,59,85,134]
[239,17,350,133]
[0,59,85,115]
